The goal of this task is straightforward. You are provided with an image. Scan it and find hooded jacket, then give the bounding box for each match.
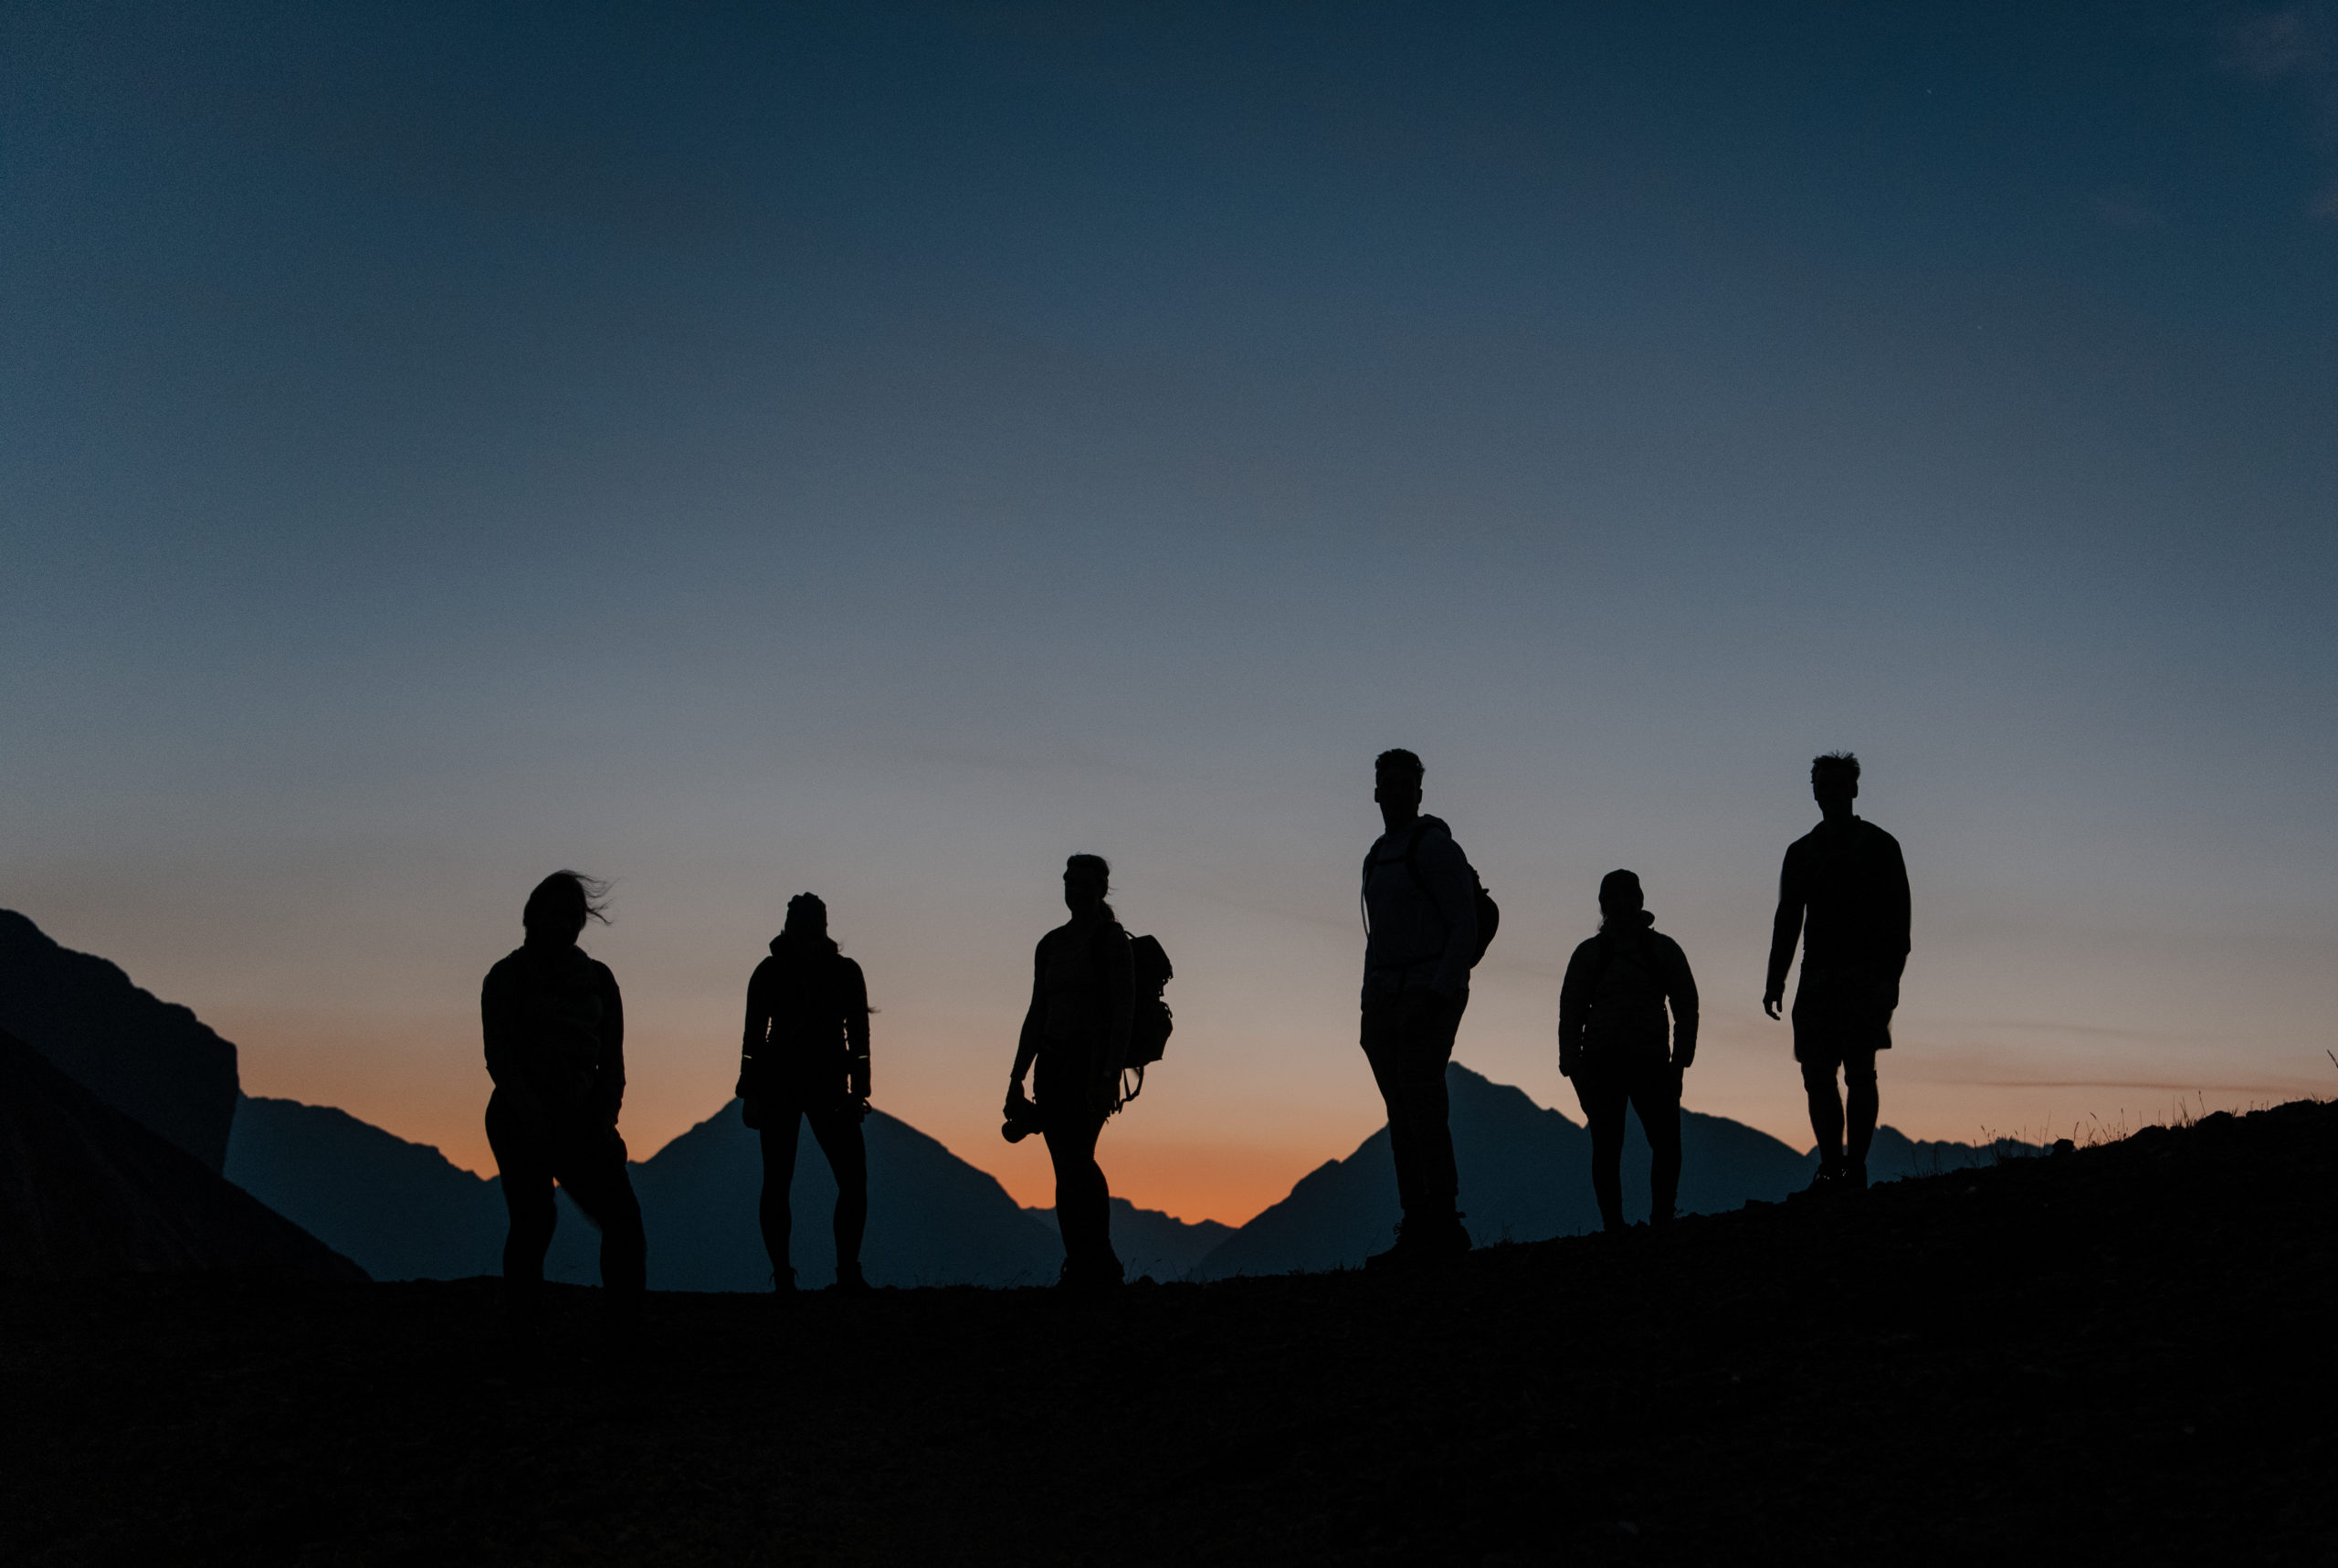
[739,931,870,1104]
[1557,913,1699,1073]
[1361,814,1480,1003]
[481,942,626,1121]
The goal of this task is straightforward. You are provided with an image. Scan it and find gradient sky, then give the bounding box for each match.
[6,1,2335,1223]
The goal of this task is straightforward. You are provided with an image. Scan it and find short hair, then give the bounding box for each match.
[1374,748,1425,781]
[1597,868,1643,910]
[1064,853,1111,889]
[785,892,827,931]
[1811,751,1861,784]
[522,870,611,936]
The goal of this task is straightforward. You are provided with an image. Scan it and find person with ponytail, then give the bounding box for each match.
[1556,869,1699,1236]
[1006,853,1133,1289]
[738,891,873,1293]
[480,870,647,1331]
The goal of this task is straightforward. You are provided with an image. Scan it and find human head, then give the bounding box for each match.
[784,892,827,936]
[1063,853,1111,919]
[1811,751,1861,816]
[1374,748,1425,816]
[522,870,610,947]
[1597,868,1644,919]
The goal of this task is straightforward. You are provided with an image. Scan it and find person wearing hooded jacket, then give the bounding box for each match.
[481,869,647,1329]
[739,893,872,1292]
[1359,748,1482,1268]
[1558,869,1699,1235]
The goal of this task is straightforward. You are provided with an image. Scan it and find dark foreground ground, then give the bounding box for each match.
[5,1101,2332,1566]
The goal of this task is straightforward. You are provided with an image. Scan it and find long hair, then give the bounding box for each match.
[1065,853,1117,924]
[523,869,612,941]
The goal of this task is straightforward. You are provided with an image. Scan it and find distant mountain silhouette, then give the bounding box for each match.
[1192,1064,2025,1279]
[0,910,240,1171]
[0,1029,362,1280]
[1025,1197,1235,1281]
[541,1099,1062,1289]
[226,1097,506,1281]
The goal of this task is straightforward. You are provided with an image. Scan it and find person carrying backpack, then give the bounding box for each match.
[1557,869,1699,1235]
[738,892,872,1293]
[1005,853,1133,1289]
[1359,748,1496,1268]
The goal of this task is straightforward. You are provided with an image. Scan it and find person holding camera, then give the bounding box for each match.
[739,892,872,1292]
[1006,853,1133,1290]
[1557,869,1698,1235]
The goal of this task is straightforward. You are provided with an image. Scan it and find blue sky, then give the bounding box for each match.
[5,1,2334,1218]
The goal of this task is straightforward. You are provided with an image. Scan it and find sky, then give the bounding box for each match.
[5,0,2335,1224]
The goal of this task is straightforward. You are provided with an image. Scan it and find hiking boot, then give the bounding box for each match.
[832,1261,872,1294]
[1799,1162,1843,1198]
[1842,1158,1869,1192]
[1364,1222,1416,1271]
[1368,1213,1470,1270]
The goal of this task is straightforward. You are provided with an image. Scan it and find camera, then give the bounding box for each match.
[1001,1083,1046,1143]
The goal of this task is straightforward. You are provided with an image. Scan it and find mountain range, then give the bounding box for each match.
[6,907,2027,1289]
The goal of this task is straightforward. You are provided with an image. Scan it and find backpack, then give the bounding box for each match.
[1117,932,1174,1109]
[1362,821,1501,966]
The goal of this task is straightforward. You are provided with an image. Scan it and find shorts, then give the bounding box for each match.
[1792,965,1895,1067]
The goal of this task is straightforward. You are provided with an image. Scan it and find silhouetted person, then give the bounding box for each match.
[739,893,872,1293]
[481,870,647,1331]
[1006,854,1132,1289]
[1360,748,1481,1268]
[1558,870,1698,1234]
[1764,752,1911,1192]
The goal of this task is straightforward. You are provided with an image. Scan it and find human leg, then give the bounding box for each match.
[1359,997,1422,1215]
[1843,1050,1880,1186]
[1802,1058,1845,1176]
[1573,1073,1627,1234]
[806,1104,869,1282]
[486,1090,557,1321]
[1037,1048,1119,1283]
[1629,1061,1683,1226]
[757,1107,805,1288]
[553,1122,647,1297]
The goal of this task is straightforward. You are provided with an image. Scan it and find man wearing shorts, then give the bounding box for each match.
[1764,752,1911,1192]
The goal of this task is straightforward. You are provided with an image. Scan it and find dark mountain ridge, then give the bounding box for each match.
[0,1030,361,1281]
[0,910,240,1171]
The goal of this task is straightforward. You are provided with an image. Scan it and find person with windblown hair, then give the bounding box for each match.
[1006,854,1132,1289]
[1558,869,1699,1235]
[480,869,647,1332]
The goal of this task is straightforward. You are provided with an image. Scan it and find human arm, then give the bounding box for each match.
[1664,936,1700,1071]
[595,964,626,1126]
[1555,942,1594,1079]
[1007,934,1048,1113]
[843,958,871,1102]
[736,961,771,1100]
[1763,843,1806,1018]
[1417,826,1480,1001]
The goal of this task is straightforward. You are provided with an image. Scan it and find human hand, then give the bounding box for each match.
[1762,989,1783,1020]
[850,1095,870,1122]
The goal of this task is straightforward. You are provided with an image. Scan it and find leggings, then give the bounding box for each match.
[1037,1047,1120,1282]
[1572,1058,1680,1232]
[756,1096,869,1282]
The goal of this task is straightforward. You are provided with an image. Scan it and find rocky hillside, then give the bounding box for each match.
[4,1097,2326,1563]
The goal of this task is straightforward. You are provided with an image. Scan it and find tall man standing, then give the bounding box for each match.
[1764,752,1911,1192]
[1360,748,1489,1267]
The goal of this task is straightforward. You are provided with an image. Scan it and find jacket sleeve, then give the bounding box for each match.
[1663,936,1700,1068]
[843,958,871,1100]
[1765,840,1807,999]
[595,963,627,1122]
[738,961,771,1098]
[480,963,520,1091]
[1419,827,1480,999]
[1556,941,1594,1073]
[1880,832,1911,985]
